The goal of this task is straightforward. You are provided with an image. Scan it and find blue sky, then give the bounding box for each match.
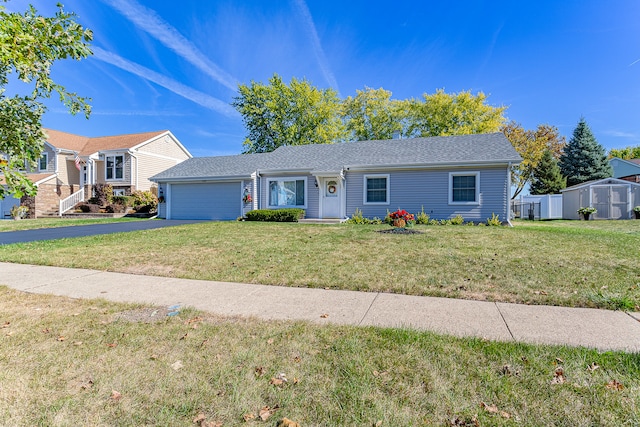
[6,0,640,157]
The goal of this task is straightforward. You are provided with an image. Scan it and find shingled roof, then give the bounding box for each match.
[44,129,170,156]
[151,133,521,181]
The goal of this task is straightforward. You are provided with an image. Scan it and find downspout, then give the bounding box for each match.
[254,170,261,210]
[506,162,514,227]
[128,150,139,191]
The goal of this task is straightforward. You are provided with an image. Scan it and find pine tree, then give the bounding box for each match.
[559,118,612,186]
[530,149,566,194]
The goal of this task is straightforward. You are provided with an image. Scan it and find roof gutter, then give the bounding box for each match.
[345,159,522,172]
[150,174,254,184]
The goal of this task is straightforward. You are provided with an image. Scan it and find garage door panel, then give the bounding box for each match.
[170,182,240,220]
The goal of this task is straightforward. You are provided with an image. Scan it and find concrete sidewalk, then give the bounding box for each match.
[2,262,639,352]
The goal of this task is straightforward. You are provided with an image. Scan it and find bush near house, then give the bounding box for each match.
[245,208,305,222]
[131,190,158,213]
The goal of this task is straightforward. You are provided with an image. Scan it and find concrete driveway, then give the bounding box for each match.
[0,219,206,245]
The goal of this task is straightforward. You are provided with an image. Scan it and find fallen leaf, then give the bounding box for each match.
[320,313,329,318]
[242,413,255,422]
[277,418,302,427]
[186,316,202,324]
[80,379,94,390]
[555,357,564,364]
[292,377,299,384]
[259,406,272,421]
[150,354,159,360]
[180,332,189,340]
[200,339,210,347]
[267,338,274,345]
[255,366,266,377]
[73,341,83,346]
[605,380,624,391]
[500,411,511,419]
[293,356,301,363]
[551,367,565,384]
[107,343,117,348]
[587,362,600,372]
[270,377,284,386]
[480,401,499,414]
[1,321,9,328]
[193,413,206,424]
[110,390,122,401]
[57,336,66,342]
[41,328,51,334]
[171,360,184,371]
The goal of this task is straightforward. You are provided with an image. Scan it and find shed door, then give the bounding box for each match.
[170,182,241,220]
[592,185,628,219]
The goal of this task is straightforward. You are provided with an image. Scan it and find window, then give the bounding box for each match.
[38,153,48,171]
[268,178,306,207]
[112,188,125,196]
[449,172,480,204]
[364,175,389,204]
[106,155,124,180]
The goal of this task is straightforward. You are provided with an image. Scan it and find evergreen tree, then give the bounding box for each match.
[559,118,612,186]
[530,149,566,194]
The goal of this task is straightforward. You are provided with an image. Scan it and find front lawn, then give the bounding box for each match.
[0,220,638,310]
[1,287,638,426]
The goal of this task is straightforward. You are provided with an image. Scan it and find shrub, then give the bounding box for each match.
[245,208,305,222]
[131,190,158,212]
[428,218,440,226]
[112,195,133,207]
[105,203,127,213]
[77,203,101,213]
[415,206,430,225]
[486,213,502,226]
[450,215,465,225]
[439,219,452,226]
[345,208,368,224]
[94,183,113,206]
[10,205,29,219]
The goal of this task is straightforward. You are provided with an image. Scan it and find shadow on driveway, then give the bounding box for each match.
[0,220,207,245]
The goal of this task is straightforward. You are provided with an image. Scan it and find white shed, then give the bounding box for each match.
[561,178,640,220]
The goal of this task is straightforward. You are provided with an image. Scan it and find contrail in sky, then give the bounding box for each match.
[92,47,238,117]
[103,0,239,91]
[292,0,340,95]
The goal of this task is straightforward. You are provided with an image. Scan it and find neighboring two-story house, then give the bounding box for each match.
[2,129,191,218]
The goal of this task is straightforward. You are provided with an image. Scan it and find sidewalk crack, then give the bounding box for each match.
[495,302,515,341]
[358,292,380,326]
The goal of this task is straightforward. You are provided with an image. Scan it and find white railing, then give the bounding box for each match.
[59,188,85,216]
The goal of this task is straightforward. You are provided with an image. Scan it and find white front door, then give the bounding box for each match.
[322,178,341,218]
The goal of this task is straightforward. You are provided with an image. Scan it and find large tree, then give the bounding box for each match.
[342,87,404,141]
[502,121,566,199]
[529,149,566,195]
[405,89,507,138]
[232,74,346,153]
[609,145,640,160]
[559,117,612,187]
[0,3,92,199]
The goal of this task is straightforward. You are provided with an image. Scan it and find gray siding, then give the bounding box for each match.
[345,167,510,222]
[170,182,241,220]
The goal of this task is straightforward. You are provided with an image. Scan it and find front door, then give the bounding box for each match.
[322,178,341,218]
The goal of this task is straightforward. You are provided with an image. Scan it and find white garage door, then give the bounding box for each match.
[0,194,20,219]
[170,182,241,220]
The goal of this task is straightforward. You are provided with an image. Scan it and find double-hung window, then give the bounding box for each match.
[364,175,389,204]
[38,153,48,171]
[106,155,124,180]
[268,178,306,207]
[449,172,480,204]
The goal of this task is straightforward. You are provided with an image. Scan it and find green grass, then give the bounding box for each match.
[0,217,144,232]
[0,219,638,310]
[1,287,638,426]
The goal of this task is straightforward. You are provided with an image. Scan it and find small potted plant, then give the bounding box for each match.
[577,206,596,221]
[388,209,415,228]
[634,206,640,219]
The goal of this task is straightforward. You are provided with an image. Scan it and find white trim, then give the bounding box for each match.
[133,150,187,162]
[129,131,193,159]
[449,171,480,205]
[105,154,125,181]
[266,176,308,209]
[346,160,518,172]
[363,174,390,205]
